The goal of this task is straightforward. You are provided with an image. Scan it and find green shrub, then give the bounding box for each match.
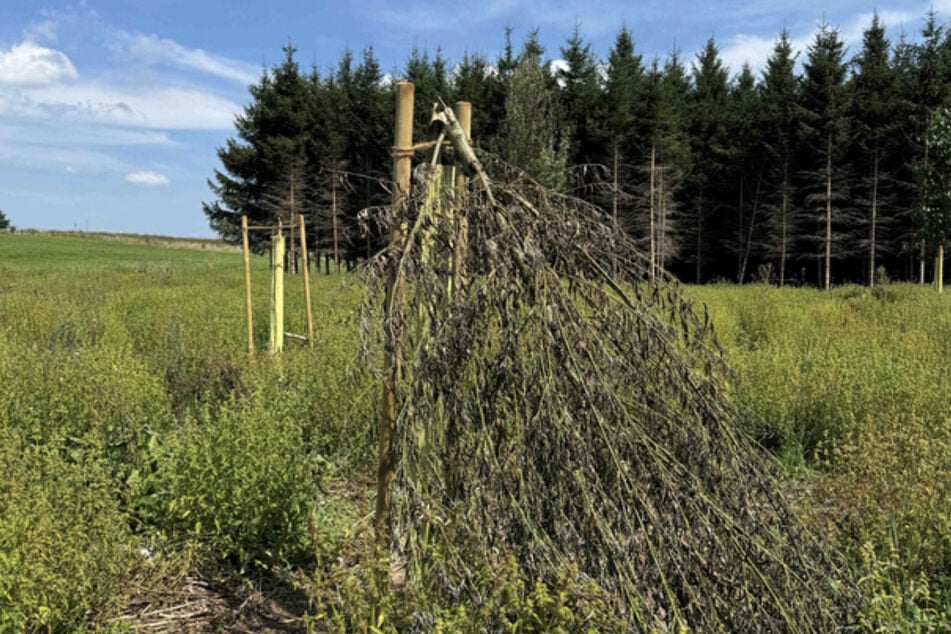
[0,430,138,631]
[142,395,322,567]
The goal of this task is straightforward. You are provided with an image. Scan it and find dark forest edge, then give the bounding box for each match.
[205,11,951,288]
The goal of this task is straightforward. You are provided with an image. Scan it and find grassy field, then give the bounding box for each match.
[0,232,949,631]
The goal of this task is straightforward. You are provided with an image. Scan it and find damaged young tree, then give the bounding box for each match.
[367,87,851,631]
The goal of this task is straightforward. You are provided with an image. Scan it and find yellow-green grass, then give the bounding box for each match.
[1,231,948,630]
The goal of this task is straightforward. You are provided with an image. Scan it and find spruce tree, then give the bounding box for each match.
[918,107,951,292]
[604,27,646,230]
[728,64,763,282]
[452,52,503,143]
[687,37,730,282]
[557,24,603,195]
[499,35,568,192]
[204,45,317,250]
[0,209,9,230]
[760,30,800,286]
[851,14,899,286]
[912,12,949,282]
[641,51,690,275]
[800,25,852,289]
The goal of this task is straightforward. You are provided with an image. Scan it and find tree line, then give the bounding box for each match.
[204,11,951,286]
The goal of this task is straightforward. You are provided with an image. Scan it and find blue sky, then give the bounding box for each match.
[1,0,948,237]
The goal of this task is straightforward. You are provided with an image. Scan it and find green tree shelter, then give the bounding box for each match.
[919,107,951,292]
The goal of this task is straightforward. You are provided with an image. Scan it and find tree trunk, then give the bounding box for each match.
[658,166,666,272]
[869,149,879,288]
[612,139,619,227]
[920,240,926,285]
[739,169,763,284]
[649,143,656,281]
[695,193,703,283]
[937,244,944,294]
[737,173,744,280]
[288,183,297,274]
[824,134,832,291]
[332,173,340,274]
[779,159,789,288]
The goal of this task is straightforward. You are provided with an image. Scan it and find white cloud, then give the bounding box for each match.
[113,32,258,84]
[0,122,174,147]
[23,19,60,44]
[0,42,78,86]
[0,143,129,173]
[125,171,170,187]
[12,82,240,130]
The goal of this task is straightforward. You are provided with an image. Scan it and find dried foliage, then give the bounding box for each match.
[361,155,850,631]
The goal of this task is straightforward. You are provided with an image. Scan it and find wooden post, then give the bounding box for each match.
[454,101,471,193]
[940,244,945,294]
[376,81,414,547]
[299,214,314,346]
[269,228,285,354]
[936,244,944,294]
[451,101,472,298]
[242,216,254,354]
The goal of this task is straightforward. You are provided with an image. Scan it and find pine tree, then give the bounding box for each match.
[557,24,603,197]
[641,51,690,275]
[851,14,899,286]
[892,31,923,280]
[347,47,390,261]
[918,107,951,292]
[452,51,503,143]
[204,44,317,251]
[604,27,646,230]
[760,30,800,286]
[800,25,852,289]
[728,64,763,282]
[0,209,9,230]
[499,35,568,192]
[687,37,730,282]
[912,12,949,282]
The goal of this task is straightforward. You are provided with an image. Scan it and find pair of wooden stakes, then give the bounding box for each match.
[240,214,314,354]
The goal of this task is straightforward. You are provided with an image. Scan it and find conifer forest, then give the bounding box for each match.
[206,12,951,288]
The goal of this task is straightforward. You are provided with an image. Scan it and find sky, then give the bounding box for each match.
[1,0,949,238]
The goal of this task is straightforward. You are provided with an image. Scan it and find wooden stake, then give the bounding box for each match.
[376,81,414,546]
[937,243,944,294]
[269,228,285,354]
[299,214,314,347]
[241,215,254,354]
[454,101,471,193]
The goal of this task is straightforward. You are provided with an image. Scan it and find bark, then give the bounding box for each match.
[695,193,703,283]
[738,169,763,284]
[612,140,619,226]
[779,160,789,287]
[938,244,945,294]
[332,174,340,273]
[649,144,656,279]
[869,149,879,288]
[824,134,832,291]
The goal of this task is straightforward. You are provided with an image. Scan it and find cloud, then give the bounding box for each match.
[0,121,174,147]
[125,171,170,187]
[12,82,240,130]
[23,19,60,44]
[113,32,258,84]
[0,143,129,174]
[0,42,78,86]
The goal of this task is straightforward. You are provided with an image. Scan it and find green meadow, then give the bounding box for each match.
[0,232,948,631]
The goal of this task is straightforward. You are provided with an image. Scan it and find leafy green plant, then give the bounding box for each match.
[143,396,322,567]
[0,430,138,632]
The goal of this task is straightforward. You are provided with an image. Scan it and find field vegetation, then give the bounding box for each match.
[0,232,948,631]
